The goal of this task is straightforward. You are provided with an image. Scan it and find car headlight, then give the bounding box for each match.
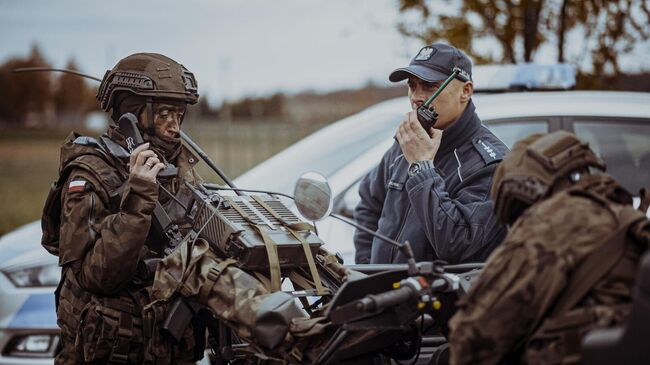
[4,334,60,357]
[2,264,60,287]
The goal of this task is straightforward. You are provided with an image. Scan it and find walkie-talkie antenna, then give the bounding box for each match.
[421,68,459,109]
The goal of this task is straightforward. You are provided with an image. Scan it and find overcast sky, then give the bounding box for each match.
[1,0,648,104]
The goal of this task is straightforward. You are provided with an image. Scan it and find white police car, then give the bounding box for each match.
[1,64,649,364]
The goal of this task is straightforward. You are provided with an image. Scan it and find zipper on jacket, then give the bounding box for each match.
[390,205,412,260]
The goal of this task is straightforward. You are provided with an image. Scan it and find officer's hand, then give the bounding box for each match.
[396,111,442,164]
[129,143,164,184]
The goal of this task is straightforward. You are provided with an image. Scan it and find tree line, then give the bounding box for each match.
[0,45,293,128]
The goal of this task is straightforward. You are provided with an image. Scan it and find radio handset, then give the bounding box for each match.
[117,113,178,179]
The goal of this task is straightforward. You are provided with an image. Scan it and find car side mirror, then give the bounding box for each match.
[293,172,333,221]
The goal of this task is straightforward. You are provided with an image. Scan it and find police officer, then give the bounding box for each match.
[354,43,508,264]
[449,131,650,365]
[42,53,205,364]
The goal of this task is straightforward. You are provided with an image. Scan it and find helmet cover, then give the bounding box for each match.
[97,52,199,114]
[491,131,606,225]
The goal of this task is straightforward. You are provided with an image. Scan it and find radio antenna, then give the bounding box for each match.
[13,67,102,82]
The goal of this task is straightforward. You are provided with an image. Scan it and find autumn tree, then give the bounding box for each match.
[551,0,650,74]
[397,0,650,74]
[398,0,548,63]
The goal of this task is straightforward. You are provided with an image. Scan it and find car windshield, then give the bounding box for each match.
[235,98,407,194]
[573,120,650,194]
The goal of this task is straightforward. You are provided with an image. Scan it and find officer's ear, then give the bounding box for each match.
[460,81,473,103]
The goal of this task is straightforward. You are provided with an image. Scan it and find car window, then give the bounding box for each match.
[484,120,549,148]
[573,120,650,193]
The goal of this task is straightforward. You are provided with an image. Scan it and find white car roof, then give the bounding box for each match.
[474,91,650,120]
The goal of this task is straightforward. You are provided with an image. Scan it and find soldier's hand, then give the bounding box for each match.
[129,143,164,184]
[396,111,442,164]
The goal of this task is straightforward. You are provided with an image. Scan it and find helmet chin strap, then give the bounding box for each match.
[145,97,156,136]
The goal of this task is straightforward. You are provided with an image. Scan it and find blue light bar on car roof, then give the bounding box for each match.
[473,63,576,92]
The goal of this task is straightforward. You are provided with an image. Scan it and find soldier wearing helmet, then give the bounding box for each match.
[448,131,650,365]
[42,53,204,364]
[43,53,356,364]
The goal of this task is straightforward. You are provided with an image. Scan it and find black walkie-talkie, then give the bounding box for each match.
[416,68,460,137]
[117,113,178,178]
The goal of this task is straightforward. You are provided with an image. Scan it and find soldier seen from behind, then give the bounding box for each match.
[449,131,650,365]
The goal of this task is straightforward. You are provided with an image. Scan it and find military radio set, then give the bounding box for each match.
[187,185,323,270]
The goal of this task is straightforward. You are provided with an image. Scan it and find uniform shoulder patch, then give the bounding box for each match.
[68,179,88,193]
[472,137,504,165]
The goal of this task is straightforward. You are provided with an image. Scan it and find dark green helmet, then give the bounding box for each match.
[97,53,199,113]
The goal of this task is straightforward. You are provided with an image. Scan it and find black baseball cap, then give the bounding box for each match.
[389,43,472,83]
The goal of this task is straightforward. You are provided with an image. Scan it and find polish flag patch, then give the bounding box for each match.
[68,180,87,193]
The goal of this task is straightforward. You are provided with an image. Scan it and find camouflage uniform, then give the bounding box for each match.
[449,132,649,365]
[47,130,202,364]
[39,53,203,364]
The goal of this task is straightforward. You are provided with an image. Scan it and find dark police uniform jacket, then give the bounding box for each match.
[354,101,509,264]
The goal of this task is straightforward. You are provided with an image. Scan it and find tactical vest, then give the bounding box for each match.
[523,181,649,365]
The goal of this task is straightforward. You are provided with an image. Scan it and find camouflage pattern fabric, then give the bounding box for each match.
[449,174,647,365]
[150,237,343,364]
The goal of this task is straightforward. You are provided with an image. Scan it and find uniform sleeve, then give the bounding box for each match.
[59,170,158,295]
[353,146,394,264]
[405,163,505,263]
[448,238,569,365]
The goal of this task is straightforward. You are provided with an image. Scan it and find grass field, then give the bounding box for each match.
[0,119,327,236]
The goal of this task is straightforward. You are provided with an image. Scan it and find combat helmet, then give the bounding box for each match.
[96,53,199,125]
[491,131,606,225]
